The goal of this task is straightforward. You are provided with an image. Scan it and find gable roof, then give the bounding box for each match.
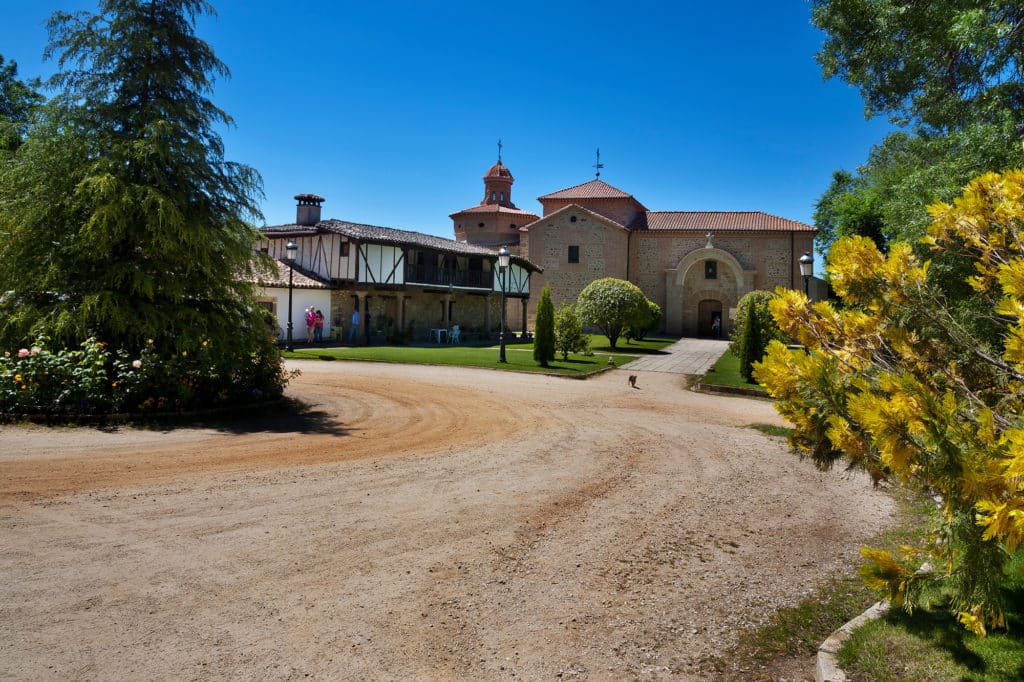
[529,203,631,232]
[645,211,815,232]
[538,179,643,204]
[260,219,540,270]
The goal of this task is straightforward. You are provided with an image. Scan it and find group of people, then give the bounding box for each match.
[301,306,363,344]
[304,306,325,343]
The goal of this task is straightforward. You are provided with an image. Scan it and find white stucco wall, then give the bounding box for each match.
[258,286,333,341]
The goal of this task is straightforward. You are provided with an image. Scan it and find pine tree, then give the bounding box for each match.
[0,0,267,354]
[533,287,555,367]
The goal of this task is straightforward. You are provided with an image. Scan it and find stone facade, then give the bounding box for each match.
[454,163,817,338]
[523,206,629,312]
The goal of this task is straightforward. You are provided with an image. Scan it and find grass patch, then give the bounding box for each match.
[280,335,678,375]
[282,343,634,375]
[589,335,677,354]
[749,423,791,438]
[706,484,938,679]
[838,550,1024,681]
[699,350,766,392]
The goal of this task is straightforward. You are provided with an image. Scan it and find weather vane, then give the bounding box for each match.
[497,138,503,164]
[593,148,604,178]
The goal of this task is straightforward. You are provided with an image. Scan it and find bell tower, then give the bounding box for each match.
[450,143,539,247]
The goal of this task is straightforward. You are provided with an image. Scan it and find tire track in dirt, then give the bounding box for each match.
[0,364,530,502]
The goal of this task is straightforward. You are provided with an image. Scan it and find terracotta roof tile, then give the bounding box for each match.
[252,258,332,289]
[449,204,539,218]
[484,162,513,180]
[645,211,815,232]
[538,179,639,201]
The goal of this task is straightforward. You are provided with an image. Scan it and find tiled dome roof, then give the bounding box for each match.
[484,162,513,180]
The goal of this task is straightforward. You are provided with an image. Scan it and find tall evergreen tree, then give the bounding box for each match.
[738,297,762,383]
[533,287,555,367]
[0,55,44,152]
[810,0,1023,260]
[0,0,267,354]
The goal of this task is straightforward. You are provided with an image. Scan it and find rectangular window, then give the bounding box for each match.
[705,260,717,279]
[568,245,580,263]
[339,241,350,257]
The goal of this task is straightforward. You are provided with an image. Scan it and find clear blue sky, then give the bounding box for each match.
[3,1,893,260]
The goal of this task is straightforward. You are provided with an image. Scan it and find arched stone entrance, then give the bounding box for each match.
[665,247,754,337]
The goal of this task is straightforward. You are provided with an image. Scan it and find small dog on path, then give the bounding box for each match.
[628,375,638,388]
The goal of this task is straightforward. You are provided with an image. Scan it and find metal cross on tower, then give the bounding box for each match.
[497,138,503,164]
[593,148,604,177]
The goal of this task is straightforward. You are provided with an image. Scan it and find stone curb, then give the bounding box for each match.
[815,599,890,682]
[693,382,771,399]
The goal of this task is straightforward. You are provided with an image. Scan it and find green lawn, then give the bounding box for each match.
[281,334,677,376]
[699,349,767,393]
[837,550,1024,681]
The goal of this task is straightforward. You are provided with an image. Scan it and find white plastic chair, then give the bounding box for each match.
[448,325,461,344]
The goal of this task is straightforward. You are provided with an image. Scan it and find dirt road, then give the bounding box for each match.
[0,360,893,680]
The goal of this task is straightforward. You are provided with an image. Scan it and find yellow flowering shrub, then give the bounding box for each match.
[755,169,1024,634]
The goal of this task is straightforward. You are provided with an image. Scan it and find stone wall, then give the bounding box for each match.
[524,210,629,322]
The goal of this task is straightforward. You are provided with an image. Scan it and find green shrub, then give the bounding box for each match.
[627,299,663,341]
[729,290,787,358]
[576,277,651,349]
[554,303,590,360]
[0,335,290,417]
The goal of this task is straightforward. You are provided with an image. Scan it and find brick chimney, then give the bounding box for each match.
[294,193,325,226]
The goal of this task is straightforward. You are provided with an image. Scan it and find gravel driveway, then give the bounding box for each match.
[0,360,893,680]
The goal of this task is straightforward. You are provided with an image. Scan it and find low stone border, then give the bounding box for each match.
[816,599,890,682]
[693,382,771,399]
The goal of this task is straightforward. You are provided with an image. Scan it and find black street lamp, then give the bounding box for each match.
[285,240,298,351]
[799,251,814,297]
[498,247,510,363]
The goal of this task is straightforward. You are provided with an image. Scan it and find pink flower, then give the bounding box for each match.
[30,346,41,355]
[132,360,143,369]
[17,349,28,358]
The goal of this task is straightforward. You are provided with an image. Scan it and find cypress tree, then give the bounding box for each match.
[533,287,555,367]
[739,297,761,382]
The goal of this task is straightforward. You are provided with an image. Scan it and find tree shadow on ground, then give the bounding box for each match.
[112,398,351,437]
[198,399,350,437]
[880,577,1024,679]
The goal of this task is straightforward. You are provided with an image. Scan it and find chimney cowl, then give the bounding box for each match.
[294,193,325,225]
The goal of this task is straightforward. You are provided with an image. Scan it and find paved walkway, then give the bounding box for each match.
[621,337,729,375]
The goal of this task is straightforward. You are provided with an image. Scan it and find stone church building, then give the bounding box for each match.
[451,158,816,337]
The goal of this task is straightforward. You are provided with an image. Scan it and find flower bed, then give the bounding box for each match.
[1,337,289,418]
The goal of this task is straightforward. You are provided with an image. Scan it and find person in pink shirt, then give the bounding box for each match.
[314,309,325,342]
[305,306,316,343]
